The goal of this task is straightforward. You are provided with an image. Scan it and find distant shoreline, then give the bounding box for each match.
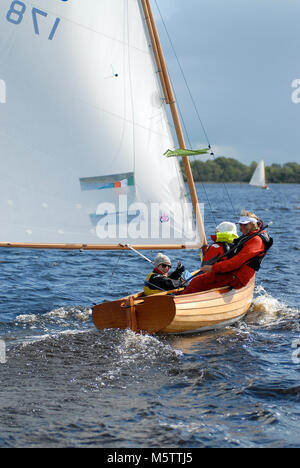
[180,158,300,184]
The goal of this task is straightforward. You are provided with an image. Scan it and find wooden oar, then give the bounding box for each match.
[92,294,176,334]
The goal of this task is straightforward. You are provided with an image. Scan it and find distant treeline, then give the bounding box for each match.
[180,157,300,183]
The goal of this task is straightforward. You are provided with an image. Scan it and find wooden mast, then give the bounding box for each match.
[141,0,208,252]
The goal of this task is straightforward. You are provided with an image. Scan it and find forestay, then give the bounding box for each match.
[0,0,200,248]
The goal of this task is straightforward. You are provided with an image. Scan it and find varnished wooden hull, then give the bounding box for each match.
[92,278,255,335]
[159,278,255,334]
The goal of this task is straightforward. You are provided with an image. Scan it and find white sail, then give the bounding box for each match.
[249,160,267,188]
[0,0,200,248]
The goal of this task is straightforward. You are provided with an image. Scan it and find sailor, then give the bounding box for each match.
[202,221,239,265]
[144,253,185,296]
[182,211,273,294]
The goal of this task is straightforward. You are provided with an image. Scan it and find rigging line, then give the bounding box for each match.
[153,1,238,220]
[107,250,125,292]
[171,82,218,227]
[150,4,218,226]
[153,0,211,149]
[152,1,217,226]
[211,153,238,217]
[157,29,217,225]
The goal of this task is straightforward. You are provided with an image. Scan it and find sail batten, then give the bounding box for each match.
[0,0,201,249]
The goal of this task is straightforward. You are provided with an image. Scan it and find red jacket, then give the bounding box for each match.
[203,242,226,264]
[212,231,265,286]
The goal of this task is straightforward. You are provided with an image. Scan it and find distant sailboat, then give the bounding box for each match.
[249,160,269,190]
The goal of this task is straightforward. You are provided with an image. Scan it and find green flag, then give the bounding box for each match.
[164,148,210,158]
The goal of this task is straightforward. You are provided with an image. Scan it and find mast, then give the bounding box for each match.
[141,0,208,252]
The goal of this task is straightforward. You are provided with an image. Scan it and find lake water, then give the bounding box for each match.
[0,183,299,449]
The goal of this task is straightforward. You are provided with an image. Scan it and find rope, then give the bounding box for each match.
[153,0,238,221]
[153,0,211,149]
[107,250,125,292]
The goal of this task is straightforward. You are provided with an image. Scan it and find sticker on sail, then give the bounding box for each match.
[160,213,170,223]
[80,173,134,191]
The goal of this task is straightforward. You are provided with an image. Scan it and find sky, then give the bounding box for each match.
[152,0,300,166]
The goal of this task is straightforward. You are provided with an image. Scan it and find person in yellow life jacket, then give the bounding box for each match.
[202,222,239,265]
[144,253,185,296]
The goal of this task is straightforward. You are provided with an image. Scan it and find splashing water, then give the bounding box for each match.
[245,285,300,330]
[15,306,91,325]
[6,306,93,347]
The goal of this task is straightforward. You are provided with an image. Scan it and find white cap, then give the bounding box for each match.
[154,253,171,268]
[216,222,237,236]
[238,216,258,225]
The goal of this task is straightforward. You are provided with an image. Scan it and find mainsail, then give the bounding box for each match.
[0,0,202,249]
[249,160,267,189]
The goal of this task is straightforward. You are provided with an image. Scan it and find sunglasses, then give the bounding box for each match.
[161,263,171,269]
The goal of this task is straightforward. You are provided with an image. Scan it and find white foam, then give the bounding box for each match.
[246,285,299,327]
[46,307,92,322]
[18,328,90,348]
[15,314,38,324]
[15,307,92,325]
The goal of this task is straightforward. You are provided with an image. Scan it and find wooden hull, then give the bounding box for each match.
[160,278,255,334]
[92,278,255,335]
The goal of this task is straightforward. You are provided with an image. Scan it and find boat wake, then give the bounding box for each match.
[6,308,182,370]
[244,285,300,330]
[3,306,93,347]
[15,306,91,327]
[92,329,183,388]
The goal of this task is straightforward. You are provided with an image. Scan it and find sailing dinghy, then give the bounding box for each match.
[0,0,255,334]
[250,160,269,190]
[90,0,256,334]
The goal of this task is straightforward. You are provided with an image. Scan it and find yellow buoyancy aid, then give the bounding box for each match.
[144,271,164,296]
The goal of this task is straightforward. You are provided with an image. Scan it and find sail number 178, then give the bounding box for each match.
[6,1,61,40]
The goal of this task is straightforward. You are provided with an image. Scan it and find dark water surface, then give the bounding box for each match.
[0,184,299,448]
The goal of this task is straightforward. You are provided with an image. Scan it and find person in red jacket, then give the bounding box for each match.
[183,211,272,294]
[202,221,239,265]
